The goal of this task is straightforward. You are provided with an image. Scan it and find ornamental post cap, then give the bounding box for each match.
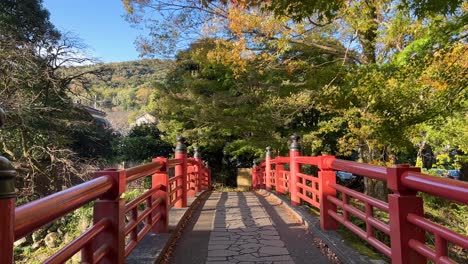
[194,146,201,159]
[289,134,301,151]
[266,146,272,157]
[0,156,17,198]
[175,136,187,153]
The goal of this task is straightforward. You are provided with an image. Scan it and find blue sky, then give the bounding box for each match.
[43,0,142,63]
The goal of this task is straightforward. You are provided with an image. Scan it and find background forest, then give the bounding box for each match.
[0,0,467,262]
[121,0,467,183]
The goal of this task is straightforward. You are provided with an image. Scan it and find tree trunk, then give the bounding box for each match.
[359,141,389,201]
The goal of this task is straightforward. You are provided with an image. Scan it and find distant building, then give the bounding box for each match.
[135,112,157,126]
[76,104,111,128]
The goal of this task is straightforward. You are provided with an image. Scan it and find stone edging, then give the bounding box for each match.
[255,189,386,264]
[155,190,212,264]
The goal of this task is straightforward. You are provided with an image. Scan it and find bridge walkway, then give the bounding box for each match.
[169,191,331,264]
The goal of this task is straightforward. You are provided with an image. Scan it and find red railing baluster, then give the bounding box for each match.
[318,155,338,230]
[265,147,272,191]
[187,164,195,198]
[152,157,169,233]
[252,164,258,189]
[289,135,301,206]
[0,156,16,264]
[276,163,285,194]
[387,165,425,264]
[174,136,187,208]
[435,234,448,260]
[365,203,373,238]
[92,169,126,264]
[342,193,349,221]
[194,147,202,193]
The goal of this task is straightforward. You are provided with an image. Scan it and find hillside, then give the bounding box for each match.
[70,59,173,132]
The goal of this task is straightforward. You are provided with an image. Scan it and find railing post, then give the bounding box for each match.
[194,147,201,194]
[275,163,285,194]
[387,165,425,264]
[0,156,16,264]
[252,160,258,190]
[152,157,169,233]
[260,165,266,189]
[90,169,126,264]
[174,136,187,208]
[318,155,338,230]
[289,134,301,206]
[265,146,272,191]
[187,163,196,198]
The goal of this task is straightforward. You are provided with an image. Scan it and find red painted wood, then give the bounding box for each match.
[45,218,110,264]
[174,153,187,208]
[152,157,169,233]
[15,175,113,239]
[295,156,320,166]
[325,158,387,181]
[0,198,14,264]
[275,164,285,194]
[93,199,126,264]
[289,149,301,206]
[187,166,196,197]
[126,162,163,183]
[92,169,126,264]
[318,155,338,230]
[194,157,202,193]
[401,171,468,204]
[265,154,272,191]
[274,156,290,164]
[252,167,258,189]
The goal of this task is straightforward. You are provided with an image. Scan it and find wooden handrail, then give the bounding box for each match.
[402,171,468,204]
[15,175,113,239]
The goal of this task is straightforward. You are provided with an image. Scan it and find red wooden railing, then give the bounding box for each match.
[252,135,468,264]
[0,137,211,264]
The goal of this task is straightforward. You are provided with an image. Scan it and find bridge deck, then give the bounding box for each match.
[169,191,331,264]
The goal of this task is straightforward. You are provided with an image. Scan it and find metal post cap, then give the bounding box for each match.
[175,136,187,153]
[266,146,272,157]
[193,146,201,159]
[0,156,17,198]
[289,134,301,151]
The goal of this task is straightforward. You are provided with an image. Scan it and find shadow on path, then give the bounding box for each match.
[169,193,226,263]
[255,192,330,264]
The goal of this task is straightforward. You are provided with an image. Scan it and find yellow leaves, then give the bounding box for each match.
[206,38,254,76]
[420,43,468,91]
[227,6,284,38]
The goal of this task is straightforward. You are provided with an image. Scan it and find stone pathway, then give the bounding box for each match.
[170,192,331,264]
[206,192,294,264]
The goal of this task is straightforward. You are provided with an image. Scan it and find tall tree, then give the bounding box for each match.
[0,0,113,197]
[123,0,467,196]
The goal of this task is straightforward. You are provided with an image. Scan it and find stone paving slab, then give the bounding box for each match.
[257,190,386,264]
[170,191,331,264]
[206,192,295,264]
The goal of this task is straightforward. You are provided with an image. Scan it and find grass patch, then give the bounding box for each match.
[336,226,385,260]
[212,185,245,192]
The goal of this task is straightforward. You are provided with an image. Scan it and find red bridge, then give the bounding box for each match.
[0,136,467,263]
